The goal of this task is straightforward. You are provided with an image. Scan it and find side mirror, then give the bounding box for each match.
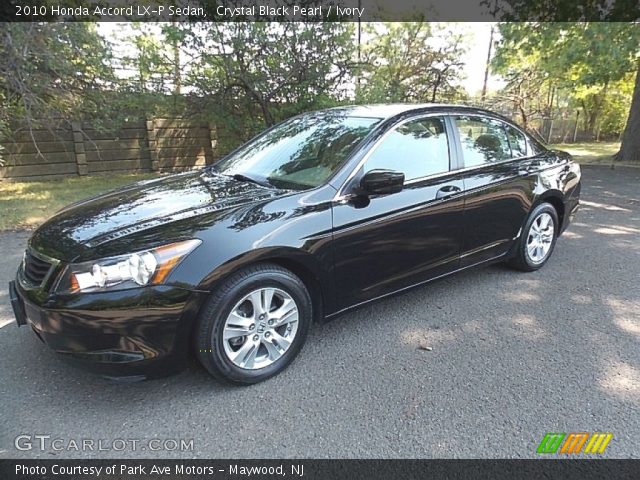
[359,169,405,195]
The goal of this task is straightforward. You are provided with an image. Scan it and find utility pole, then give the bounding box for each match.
[357,0,361,63]
[171,20,181,95]
[481,25,495,105]
[573,110,581,143]
[356,0,362,98]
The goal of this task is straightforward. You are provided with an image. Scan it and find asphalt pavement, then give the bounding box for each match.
[0,165,638,459]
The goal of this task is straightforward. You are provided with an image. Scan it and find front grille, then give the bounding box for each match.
[22,250,54,286]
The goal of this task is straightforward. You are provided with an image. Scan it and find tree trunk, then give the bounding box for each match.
[430,74,441,103]
[258,99,274,127]
[481,25,494,105]
[616,61,640,163]
[519,103,528,130]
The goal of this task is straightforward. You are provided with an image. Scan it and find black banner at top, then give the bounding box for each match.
[1,0,639,22]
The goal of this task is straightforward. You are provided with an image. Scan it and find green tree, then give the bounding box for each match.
[493,22,639,157]
[357,23,467,104]
[123,23,188,96]
[0,23,118,163]
[491,39,550,130]
[597,74,636,137]
[494,17,640,161]
[187,22,356,130]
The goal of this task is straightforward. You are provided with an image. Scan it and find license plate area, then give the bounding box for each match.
[8,281,27,327]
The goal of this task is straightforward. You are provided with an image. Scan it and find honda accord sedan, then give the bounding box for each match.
[9,104,581,384]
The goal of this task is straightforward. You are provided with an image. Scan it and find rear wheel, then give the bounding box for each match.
[508,202,559,272]
[195,263,311,384]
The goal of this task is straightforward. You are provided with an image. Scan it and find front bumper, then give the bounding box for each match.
[11,280,205,380]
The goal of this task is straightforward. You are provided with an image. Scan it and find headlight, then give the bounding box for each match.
[55,239,201,294]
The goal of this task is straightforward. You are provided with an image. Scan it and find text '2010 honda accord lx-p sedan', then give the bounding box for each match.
[9,104,581,384]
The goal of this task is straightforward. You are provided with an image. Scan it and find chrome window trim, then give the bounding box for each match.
[403,169,455,186]
[443,155,528,175]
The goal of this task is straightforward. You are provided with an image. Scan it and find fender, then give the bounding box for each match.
[197,246,335,321]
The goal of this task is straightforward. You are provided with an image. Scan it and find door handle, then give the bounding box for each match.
[435,185,462,200]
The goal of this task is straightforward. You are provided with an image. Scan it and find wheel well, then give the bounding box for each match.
[188,257,326,353]
[541,196,565,228]
[264,257,325,324]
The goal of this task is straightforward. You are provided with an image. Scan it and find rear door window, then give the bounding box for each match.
[506,126,528,158]
[453,116,511,167]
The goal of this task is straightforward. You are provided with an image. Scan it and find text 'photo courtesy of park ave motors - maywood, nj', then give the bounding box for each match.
[14,463,305,477]
[20,4,366,19]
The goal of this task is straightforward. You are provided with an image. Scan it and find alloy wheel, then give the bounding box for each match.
[222,288,299,370]
[526,212,555,264]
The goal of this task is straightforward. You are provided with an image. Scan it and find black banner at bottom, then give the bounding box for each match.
[1,459,639,480]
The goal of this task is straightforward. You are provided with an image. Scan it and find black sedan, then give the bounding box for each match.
[9,104,581,384]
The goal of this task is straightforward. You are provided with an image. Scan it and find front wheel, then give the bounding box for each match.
[195,263,311,385]
[508,202,559,272]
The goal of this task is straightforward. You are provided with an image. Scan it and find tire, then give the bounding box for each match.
[508,202,559,272]
[195,263,311,385]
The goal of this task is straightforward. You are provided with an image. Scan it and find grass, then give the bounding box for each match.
[0,173,160,231]
[550,141,620,164]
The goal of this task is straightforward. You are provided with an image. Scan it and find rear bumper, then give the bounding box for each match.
[560,180,581,235]
[567,200,580,226]
[12,280,205,380]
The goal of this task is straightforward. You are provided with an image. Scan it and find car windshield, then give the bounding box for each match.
[212,112,382,190]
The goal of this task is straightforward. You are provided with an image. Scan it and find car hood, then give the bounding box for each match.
[29,170,286,262]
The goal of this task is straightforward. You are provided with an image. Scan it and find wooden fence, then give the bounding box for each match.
[0,118,229,180]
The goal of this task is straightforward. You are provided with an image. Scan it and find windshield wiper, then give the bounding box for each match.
[231,173,273,188]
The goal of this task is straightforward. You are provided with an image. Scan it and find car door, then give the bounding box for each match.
[331,115,466,310]
[450,114,535,267]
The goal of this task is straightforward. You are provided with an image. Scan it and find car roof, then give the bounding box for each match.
[321,103,495,121]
